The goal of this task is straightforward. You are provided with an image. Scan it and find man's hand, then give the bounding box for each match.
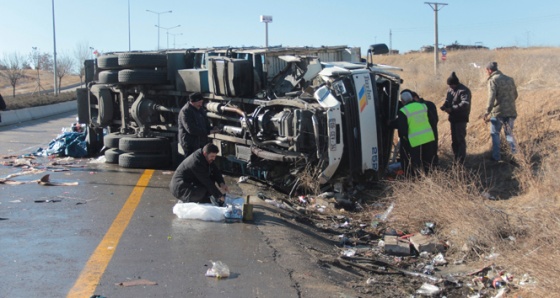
[483,113,490,123]
[219,183,229,193]
[210,127,221,134]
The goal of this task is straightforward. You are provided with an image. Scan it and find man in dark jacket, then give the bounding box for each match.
[169,143,229,204]
[178,92,212,157]
[440,72,471,164]
[410,90,439,170]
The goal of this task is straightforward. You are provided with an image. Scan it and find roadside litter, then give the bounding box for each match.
[205,260,230,279]
[115,279,158,287]
[173,196,245,222]
[0,174,78,186]
[34,131,88,158]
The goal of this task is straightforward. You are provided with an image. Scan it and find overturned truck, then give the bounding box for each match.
[78,44,401,192]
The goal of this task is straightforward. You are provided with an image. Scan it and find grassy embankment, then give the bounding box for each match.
[374,47,560,297]
[0,70,80,110]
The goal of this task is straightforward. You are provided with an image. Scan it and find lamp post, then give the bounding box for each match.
[146,9,172,50]
[52,0,58,95]
[155,25,180,49]
[89,47,94,60]
[170,33,183,48]
[259,15,272,48]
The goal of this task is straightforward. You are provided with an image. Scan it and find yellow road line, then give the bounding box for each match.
[67,169,154,297]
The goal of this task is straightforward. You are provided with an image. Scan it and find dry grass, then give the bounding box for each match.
[374,47,560,297]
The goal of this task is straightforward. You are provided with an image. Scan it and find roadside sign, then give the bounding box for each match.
[442,49,447,56]
[442,55,447,61]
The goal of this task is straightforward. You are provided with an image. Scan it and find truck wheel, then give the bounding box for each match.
[119,137,170,153]
[118,152,170,169]
[118,69,167,84]
[98,70,119,84]
[97,55,120,69]
[104,148,123,164]
[104,132,134,149]
[77,88,89,124]
[117,53,167,68]
[90,85,114,127]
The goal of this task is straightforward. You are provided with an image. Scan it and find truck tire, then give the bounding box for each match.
[90,85,114,127]
[104,148,123,164]
[119,137,169,153]
[98,70,119,84]
[104,132,134,149]
[97,55,120,70]
[76,88,89,124]
[118,152,170,169]
[118,69,167,84]
[117,53,167,68]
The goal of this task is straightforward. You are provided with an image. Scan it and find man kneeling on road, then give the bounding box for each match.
[169,143,229,205]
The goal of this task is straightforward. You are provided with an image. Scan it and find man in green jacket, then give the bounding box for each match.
[483,62,518,162]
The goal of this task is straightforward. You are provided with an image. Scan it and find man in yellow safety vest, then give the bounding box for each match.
[393,90,436,175]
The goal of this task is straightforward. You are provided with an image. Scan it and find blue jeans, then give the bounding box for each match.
[490,117,517,161]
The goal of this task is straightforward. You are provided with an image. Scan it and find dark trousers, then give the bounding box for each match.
[400,142,422,176]
[450,122,467,164]
[421,141,438,172]
[174,182,211,203]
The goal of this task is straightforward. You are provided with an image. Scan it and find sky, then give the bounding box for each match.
[1,0,559,60]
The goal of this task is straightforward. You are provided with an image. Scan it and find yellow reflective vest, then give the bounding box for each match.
[400,102,435,148]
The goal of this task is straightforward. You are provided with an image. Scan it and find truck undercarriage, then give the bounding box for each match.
[78,44,401,193]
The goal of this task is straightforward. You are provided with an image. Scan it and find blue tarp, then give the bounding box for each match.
[35,131,88,158]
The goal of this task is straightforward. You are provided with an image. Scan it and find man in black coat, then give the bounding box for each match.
[440,72,471,164]
[169,143,229,205]
[178,92,213,157]
[410,90,439,170]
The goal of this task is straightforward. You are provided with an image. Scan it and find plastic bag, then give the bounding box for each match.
[205,260,230,278]
[172,202,225,221]
[224,195,244,222]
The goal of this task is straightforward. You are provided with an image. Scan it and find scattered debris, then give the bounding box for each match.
[205,261,230,279]
[0,174,78,186]
[34,199,62,203]
[115,279,158,287]
[416,283,441,296]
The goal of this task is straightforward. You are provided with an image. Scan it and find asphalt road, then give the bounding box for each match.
[0,112,359,298]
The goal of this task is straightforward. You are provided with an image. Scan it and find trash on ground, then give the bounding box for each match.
[0,174,78,186]
[34,199,62,203]
[416,283,441,296]
[224,196,244,222]
[35,131,88,158]
[205,260,230,279]
[173,202,225,221]
[88,156,106,164]
[238,176,249,183]
[115,279,158,287]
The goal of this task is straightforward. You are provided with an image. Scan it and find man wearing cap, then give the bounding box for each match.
[178,92,214,157]
[441,72,471,164]
[483,62,518,162]
[391,90,436,175]
[410,90,439,170]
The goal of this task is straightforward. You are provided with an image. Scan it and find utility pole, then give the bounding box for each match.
[425,2,447,74]
[389,29,392,55]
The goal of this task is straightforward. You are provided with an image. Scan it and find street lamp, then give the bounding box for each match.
[146,9,172,50]
[260,15,273,48]
[155,24,180,49]
[89,47,95,59]
[170,32,183,48]
[52,0,58,96]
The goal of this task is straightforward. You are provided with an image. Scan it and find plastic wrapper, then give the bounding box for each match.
[224,195,244,222]
[172,202,225,221]
[205,260,230,278]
